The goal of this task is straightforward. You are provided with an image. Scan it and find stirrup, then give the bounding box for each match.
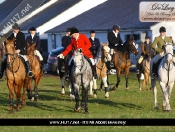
[136,70,139,74]
[110,62,114,67]
[65,75,70,81]
[151,73,155,79]
[61,66,65,72]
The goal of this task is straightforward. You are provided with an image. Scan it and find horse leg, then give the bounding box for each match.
[102,76,109,98]
[84,86,89,114]
[89,80,93,97]
[151,79,158,109]
[166,82,174,112]
[100,80,103,92]
[111,69,120,91]
[125,70,129,90]
[137,72,141,91]
[60,76,65,96]
[93,78,97,98]
[145,73,149,91]
[107,74,111,90]
[74,84,80,112]
[22,79,29,107]
[27,79,32,100]
[16,82,23,111]
[7,80,14,113]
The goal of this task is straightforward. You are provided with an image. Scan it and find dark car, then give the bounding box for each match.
[46,47,65,75]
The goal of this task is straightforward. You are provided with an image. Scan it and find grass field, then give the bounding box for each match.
[0,73,175,131]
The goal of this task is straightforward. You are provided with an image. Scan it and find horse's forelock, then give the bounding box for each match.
[103,45,110,53]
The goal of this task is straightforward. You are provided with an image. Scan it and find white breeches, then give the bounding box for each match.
[34,50,43,61]
[68,56,95,65]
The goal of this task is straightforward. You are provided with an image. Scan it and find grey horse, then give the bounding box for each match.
[70,49,93,114]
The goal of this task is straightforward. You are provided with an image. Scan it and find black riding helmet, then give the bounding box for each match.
[159,26,166,33]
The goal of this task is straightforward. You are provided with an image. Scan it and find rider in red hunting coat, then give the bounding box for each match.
[58,27,97,79]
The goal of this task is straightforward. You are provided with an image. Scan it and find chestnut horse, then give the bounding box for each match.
[26,42,43,101]
[111,38,139,90]
[4,38,30,113]
[90,42,111,98]
[137,50,156,91]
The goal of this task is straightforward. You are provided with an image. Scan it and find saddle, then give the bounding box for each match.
[18,55,27,73]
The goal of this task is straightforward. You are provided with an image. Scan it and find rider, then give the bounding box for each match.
[57,27,98,79]
[60,27,72,72]
[0,23,33,79]
[89,30,101,64]
[107,25,123,67]
[26,26,47,73]
[136,35,152,74]
[150,26,172,79]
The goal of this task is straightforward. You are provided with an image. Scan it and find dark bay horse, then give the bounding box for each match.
[26,42,43,101]
[70,49,93,114]
[111,38,139,90]
[4,38,30,113]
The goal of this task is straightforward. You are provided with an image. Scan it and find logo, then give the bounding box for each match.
[139,2,175,22]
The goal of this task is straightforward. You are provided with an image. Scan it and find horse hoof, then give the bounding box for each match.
[94,94,97,98]
[28,96,32,100]
[110,87,116,91]
[139,88,141,91]
[61,93,65,96]
[32,97,35,101]
[84,111,89,114]
[154,106,159,110]
[9,110,14,114]
[100,89,103,92]
[89,94,93,97]
[126,87,129,90]
[74,107,81,112]
[166,110,171,112]
[70,95,75,100]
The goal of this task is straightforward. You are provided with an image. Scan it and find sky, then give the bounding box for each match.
[0,0,5,4]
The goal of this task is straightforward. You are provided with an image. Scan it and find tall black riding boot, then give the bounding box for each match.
[40,60,47,73]
[92,65,98,79]
[61,59,65,72]
[136,63,140,74]
[65,65,71,81]
[0,60,7,79]
[25,61,33,77]
[151,63,155,79]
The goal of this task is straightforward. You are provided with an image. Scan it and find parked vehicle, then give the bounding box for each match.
[46,47,65,75]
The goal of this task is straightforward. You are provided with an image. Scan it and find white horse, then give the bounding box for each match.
[151,42,175,111]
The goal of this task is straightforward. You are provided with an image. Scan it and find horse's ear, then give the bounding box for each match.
[32,43,36,47]
[106,42,108,46]
[79,48,82,53]
[101,42,104,46]
[26,42,30,47]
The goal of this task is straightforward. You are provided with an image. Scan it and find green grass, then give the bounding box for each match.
[0,73,175,131]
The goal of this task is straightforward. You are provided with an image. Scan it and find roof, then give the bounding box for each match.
[46,0,174,33]
[20,0,81,30]
[0,0,23,23]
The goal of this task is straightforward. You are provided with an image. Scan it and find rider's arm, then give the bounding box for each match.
[107,32,116,48]
[152,37,163,53]
[62,43,72,57]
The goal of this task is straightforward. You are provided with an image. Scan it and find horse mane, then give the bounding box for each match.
[117,39,130,54]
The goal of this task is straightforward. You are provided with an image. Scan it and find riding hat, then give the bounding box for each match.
[113,25,120,31]
[145,35,150,39]
[70,27,79,35]
[90,30,95,34]
[159,26,166,33]
[66,27,72,32]
[29,27,36,31]
[12,23,20,30]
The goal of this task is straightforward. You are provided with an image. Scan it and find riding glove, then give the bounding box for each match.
[57,53,64,59]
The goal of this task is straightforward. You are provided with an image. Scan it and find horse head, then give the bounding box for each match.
[26,42,36,56]
[163,42,174,64]
[4,38,16,65]
[127,38,139,55]
[73,48,84,75]
[101,42,111,62]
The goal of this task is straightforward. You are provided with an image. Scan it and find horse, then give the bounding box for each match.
[4,38,30,113]
[70,48,93,114]
[111,38,139,90]
[137,50,156,91]
[26,42,43,101]
[57,54,72,96]
[89,42,111,98]
[151,42,175,112]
